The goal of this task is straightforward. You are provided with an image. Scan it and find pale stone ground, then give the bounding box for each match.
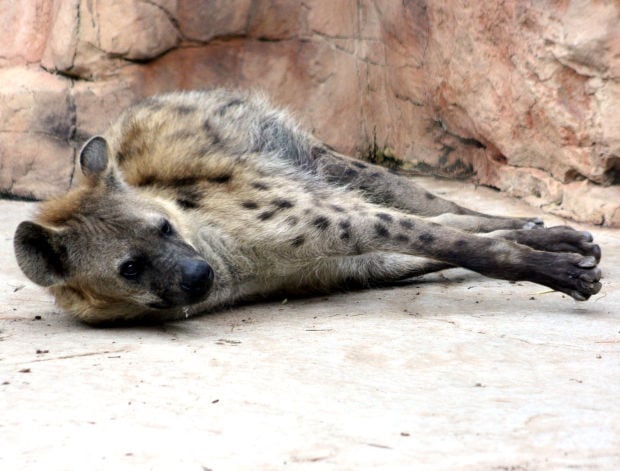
[1,177,619,471]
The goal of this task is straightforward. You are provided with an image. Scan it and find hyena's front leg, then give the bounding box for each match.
[304,207,602,301]
[315,227,603,289]
[310,146,542,231]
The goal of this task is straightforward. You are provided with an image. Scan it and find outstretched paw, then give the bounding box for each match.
[567,255,602,301]
[508,226,601,262]
[529,252,602,301]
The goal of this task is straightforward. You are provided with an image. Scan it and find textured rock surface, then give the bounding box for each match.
[0,0,618,226]
[0,67,74,199]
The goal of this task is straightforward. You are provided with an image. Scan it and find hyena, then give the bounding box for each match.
[14,89,602,324]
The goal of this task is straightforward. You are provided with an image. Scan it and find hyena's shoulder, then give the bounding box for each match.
[103,89,314,193]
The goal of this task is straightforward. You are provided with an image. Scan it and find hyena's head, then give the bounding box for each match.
[14,137,213,324]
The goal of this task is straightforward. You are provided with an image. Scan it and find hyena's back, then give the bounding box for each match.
[107,89,317,191]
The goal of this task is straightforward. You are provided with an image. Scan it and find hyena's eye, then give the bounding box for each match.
[159,219,174,237]
[120,260,141,280]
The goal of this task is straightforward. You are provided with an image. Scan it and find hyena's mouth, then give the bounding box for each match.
[148,300,176,310]
[147,294,208,310]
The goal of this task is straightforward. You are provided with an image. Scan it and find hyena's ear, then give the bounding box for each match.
[14,221,68,287]
[79,136,109,180]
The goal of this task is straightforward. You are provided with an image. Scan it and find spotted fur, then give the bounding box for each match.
[14,89,602,323]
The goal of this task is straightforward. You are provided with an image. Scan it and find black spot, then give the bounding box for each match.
[217,98,243,116]
[291,235,306,247]
[137,175,156,187]
[170,176,201,187]
[258,210,276,221]
[272,198,294,209]
[251,181,270,191]
[400,219,415,230]
[338,220,351,230]
[311,146,328,160]
[376,212,393,223]
[175,105,195,115]
[208,174,232,184]
[176,187,203,209]
[394,234,409,243]
[241,201,259,210]
[374,223,390,238]
[329,204,346,213]
[340,230,351,240]
[285,216,299,226]
[370,172,381,178]
[343,168,359,179]
[177,198,199,210]
[352,161,368,169]
[203,119,222,145]
[313,216,330,231]
[419,233,435,244]
[116,152,126,164]
[425,192,436,200]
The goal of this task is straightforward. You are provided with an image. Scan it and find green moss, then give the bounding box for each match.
[358,127,474,179]
[360,127,405,170]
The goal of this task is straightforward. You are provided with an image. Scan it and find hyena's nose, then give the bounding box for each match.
[180,259,214,299]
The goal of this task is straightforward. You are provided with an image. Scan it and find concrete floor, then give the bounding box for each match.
[1,177,619,470]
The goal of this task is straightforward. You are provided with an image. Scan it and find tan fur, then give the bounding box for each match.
[14,89,602,324]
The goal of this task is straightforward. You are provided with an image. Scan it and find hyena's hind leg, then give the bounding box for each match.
[310,146,542,232]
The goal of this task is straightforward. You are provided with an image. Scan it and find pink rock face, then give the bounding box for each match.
[0,0,54,65]
[0,0,618,226]
[0,68,74,199]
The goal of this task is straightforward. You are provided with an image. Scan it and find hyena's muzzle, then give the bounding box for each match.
[178,258,214,304]
[143,249,214,309]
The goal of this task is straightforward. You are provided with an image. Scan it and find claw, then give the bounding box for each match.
[523,218,545,230]
[577,256,597,268]
[570,290,587,301]
[591,244,602,262]
[579,272,595,282]
[579,267,601,282]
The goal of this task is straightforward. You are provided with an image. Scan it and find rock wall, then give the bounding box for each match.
[1,0,619,225]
